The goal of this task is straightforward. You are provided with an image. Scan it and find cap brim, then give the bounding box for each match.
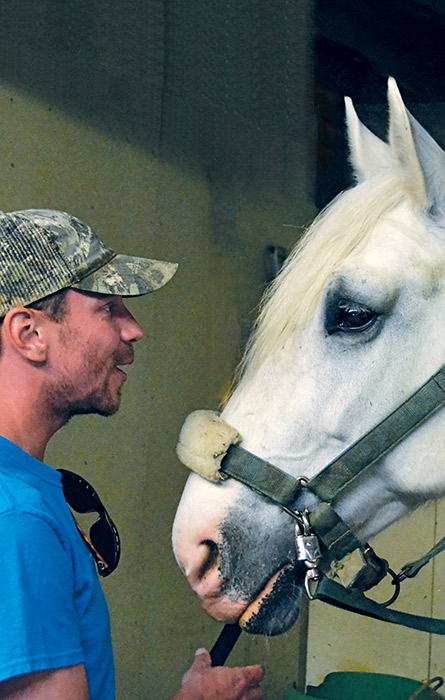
[71,254,178,296]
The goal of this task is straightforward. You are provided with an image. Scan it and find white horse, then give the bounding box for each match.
[172,78,445,637]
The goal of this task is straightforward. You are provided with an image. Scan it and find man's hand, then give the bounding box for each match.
[176,648,264,700]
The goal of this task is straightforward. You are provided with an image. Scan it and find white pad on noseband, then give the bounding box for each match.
[176,410,241,482]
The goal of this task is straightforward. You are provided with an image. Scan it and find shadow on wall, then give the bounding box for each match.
[0,1,314,200]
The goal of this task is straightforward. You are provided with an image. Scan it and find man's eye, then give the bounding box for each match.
[326,299,378,335]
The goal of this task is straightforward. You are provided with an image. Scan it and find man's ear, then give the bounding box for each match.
[2,307,50,362]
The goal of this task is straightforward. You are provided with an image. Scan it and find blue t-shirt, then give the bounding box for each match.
[0,436,115,699]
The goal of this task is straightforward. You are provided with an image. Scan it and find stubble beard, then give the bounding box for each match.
[44,355,123,425]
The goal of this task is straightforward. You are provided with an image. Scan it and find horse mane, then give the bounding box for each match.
[235,172,415,386]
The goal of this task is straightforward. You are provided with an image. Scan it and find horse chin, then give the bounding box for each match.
[239,564,304,636]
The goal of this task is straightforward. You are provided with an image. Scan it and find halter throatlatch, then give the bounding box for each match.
[176,363,445,634]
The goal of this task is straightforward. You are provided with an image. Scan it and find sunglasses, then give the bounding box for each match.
[58,469,121,577]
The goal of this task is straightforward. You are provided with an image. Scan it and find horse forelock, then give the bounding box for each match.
[233,172,429,388]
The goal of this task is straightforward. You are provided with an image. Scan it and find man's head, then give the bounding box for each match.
[0,209,177,424]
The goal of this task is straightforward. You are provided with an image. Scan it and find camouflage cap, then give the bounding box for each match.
[0,209,178,316]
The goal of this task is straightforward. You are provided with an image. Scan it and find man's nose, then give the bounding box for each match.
[121,309,144,343]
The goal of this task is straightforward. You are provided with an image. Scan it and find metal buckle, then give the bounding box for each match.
[294,509,322,600]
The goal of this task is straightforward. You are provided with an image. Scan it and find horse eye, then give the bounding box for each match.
[326,298,378,335]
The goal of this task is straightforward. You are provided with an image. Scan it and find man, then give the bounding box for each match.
[0,209,264,700]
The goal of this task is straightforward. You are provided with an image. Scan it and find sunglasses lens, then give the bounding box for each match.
[60,471,100,514]
[90,517,120,572]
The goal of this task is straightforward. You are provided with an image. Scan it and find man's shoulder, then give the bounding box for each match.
[0,462,62,533]
[0,468,25,514]
[0,490,72,571]
[0,468,43,512]
[0,462,78,563]
[0,439,61,515]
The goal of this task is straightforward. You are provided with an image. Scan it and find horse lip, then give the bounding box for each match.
[188,566,280,624]
[189,561,303,629]
[198,590,248,623]
[239,563,296,627]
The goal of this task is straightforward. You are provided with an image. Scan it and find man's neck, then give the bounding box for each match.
[0,407,56,462]
[0,374,64,462]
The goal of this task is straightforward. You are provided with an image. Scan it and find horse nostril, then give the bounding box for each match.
[198,539,220,579]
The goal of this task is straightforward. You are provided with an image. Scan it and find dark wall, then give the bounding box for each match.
[313,0,445,207]
[0,2,312,174]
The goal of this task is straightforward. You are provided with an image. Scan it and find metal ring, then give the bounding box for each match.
[381,567,401,608]
[406,676,444,700]
[430,677,444,691]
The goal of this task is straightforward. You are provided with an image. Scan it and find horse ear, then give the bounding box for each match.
[345,96,395,182]
[387,77,429,209]
[407,112,445,217]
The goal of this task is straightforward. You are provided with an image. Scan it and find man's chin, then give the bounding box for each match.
[66,392,122,419]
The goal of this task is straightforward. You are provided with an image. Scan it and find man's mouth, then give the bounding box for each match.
[114,366,128,380]
[115,352,135,378]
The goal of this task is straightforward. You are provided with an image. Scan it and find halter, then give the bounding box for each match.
[180,362,445,636]
[218,362,445,633]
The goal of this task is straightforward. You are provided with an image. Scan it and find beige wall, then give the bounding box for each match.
[0,77,314,699]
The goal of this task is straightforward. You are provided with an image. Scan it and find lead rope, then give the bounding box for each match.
[209,623,242,666]
[394,535,445,584]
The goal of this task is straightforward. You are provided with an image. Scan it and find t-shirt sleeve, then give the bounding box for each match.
[0,509,85,682]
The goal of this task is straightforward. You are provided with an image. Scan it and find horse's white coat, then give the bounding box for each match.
[172,79,445,634]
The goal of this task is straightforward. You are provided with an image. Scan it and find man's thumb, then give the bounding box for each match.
[193,648,211,668]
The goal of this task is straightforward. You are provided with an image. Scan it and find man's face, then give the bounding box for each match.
[44,290,144,421]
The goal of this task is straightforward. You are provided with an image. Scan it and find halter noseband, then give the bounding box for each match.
[177,363,445,634]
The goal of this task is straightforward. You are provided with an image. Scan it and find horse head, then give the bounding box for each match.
[172,79,445,636]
